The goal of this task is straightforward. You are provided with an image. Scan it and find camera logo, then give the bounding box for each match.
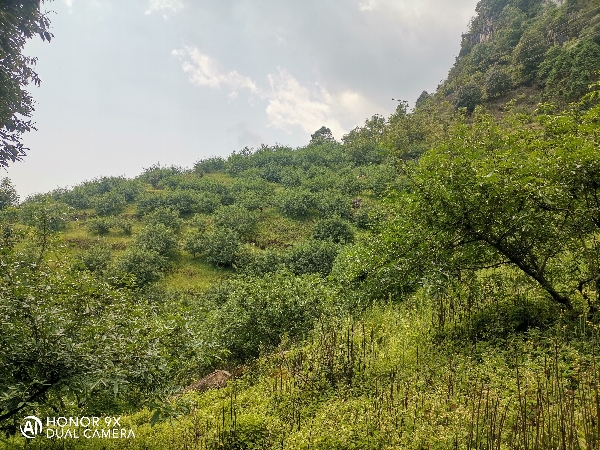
[20,416,43,439]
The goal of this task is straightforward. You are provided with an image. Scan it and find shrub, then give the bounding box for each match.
[143,207,182,231]
[87,217,113,235]
[287,240,339,276]
[133,224,178,256]
[113,247,167,286]
[201,229,240,267]
[315,190,353,219]
[185,229,240,267]
[0,178,18,210]
[277,189,314,218]
[77,242,112,273]
[194,156,226,174]
[20,198,71,233]
[93,191,126,216]
[454,82,483,112]
[112,217,133,235]
[213,205,258,240]
[205,272,333,361]
[485,66,512,98]
[313,217,354,244]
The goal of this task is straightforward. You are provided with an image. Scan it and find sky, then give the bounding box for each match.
[7,0,479,199]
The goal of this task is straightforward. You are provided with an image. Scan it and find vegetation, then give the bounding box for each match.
[2,0,600,448]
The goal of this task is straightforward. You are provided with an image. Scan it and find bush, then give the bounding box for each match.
[454,82,483,112]
[185,229,240,267]
[287,240,339,276]
[205,272,333,361]
[234,246,286,275]
[485,66,512,98]
[112,217,133,235]
[201,229,240,267]
[93,191,126,216]
[0,178,18,210]
[77,242,112,273]
[143,207,182,231]
[133,224,178,256]
[20,198,71,233]
[194,156,226,174]
[213,205,258,240]
[313,217,354,244]
[277,189,314,218]
[87,217,113,235]
[315,190,352,219]
[113,247,167,286]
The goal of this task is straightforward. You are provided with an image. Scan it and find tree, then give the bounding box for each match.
[310,126,335,145]
[0,0,52,168]
[0,178,19,210]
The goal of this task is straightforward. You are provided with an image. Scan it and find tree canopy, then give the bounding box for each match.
[0,0,52,168]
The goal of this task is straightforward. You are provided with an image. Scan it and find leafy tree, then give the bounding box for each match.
[76,241,112,273]
[133,223,178,256]
[0,0,52,168]
[454,82,483,112]
[342,115,386,166]
[485,66,512,97]
[313,217,354,244]
[0,178,19,210]
[213,204,259,240]
[87,217,113,235]
[277,188,314,218]
[309,126,336,145]
[93,190,126,216]
[199,229,240,267]
[287,240,339,276]
[143,207,182,231]
[113,247,168,286]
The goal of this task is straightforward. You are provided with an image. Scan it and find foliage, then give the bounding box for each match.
[92,190,126,216]
[204,272,334,362]
[87,217,113,235]
[76,241,112,273]
[309,126,336,144]
[276,188,314,218]
[143,207,182,231]
[454,82,483,112]
[485,65,512,97]
[0,178,19,210]
[133,224,178,256]
[287,240,339,276]
[313,217,354,244]
[0,0,52,168]
[213,204,259,240]
[113,247,168,286]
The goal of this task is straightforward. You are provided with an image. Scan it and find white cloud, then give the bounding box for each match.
[145,0,183,15]
[172,47,259,94]
[174,48,382,140]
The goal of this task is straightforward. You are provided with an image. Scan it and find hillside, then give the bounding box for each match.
[2,0,600,448]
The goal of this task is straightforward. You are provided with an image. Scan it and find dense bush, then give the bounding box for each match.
[87,217,113,235]
[277,189,314,218]
[185,229,240,267]
[313,217,354,244]
[194,156,226,174]
[485,66,512,98]
[0,178,18,210]
[204,272,334,361]
[133,224,178,256]
[113,247,168,286]
[213,204,259,240]
[93,191,126,216]
[76,242,112,273]
[287,240,339,276]
[454,82,483,112]
[143,207,182,231]
[315,190,352,219]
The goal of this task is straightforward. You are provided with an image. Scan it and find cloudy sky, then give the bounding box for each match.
[8,0,478,198]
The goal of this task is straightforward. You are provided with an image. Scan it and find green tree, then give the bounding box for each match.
[0,178,19,210]
[0,0,52,168]
[310,126,336,145]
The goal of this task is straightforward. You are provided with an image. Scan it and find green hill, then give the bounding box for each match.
[2,0,600,448]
